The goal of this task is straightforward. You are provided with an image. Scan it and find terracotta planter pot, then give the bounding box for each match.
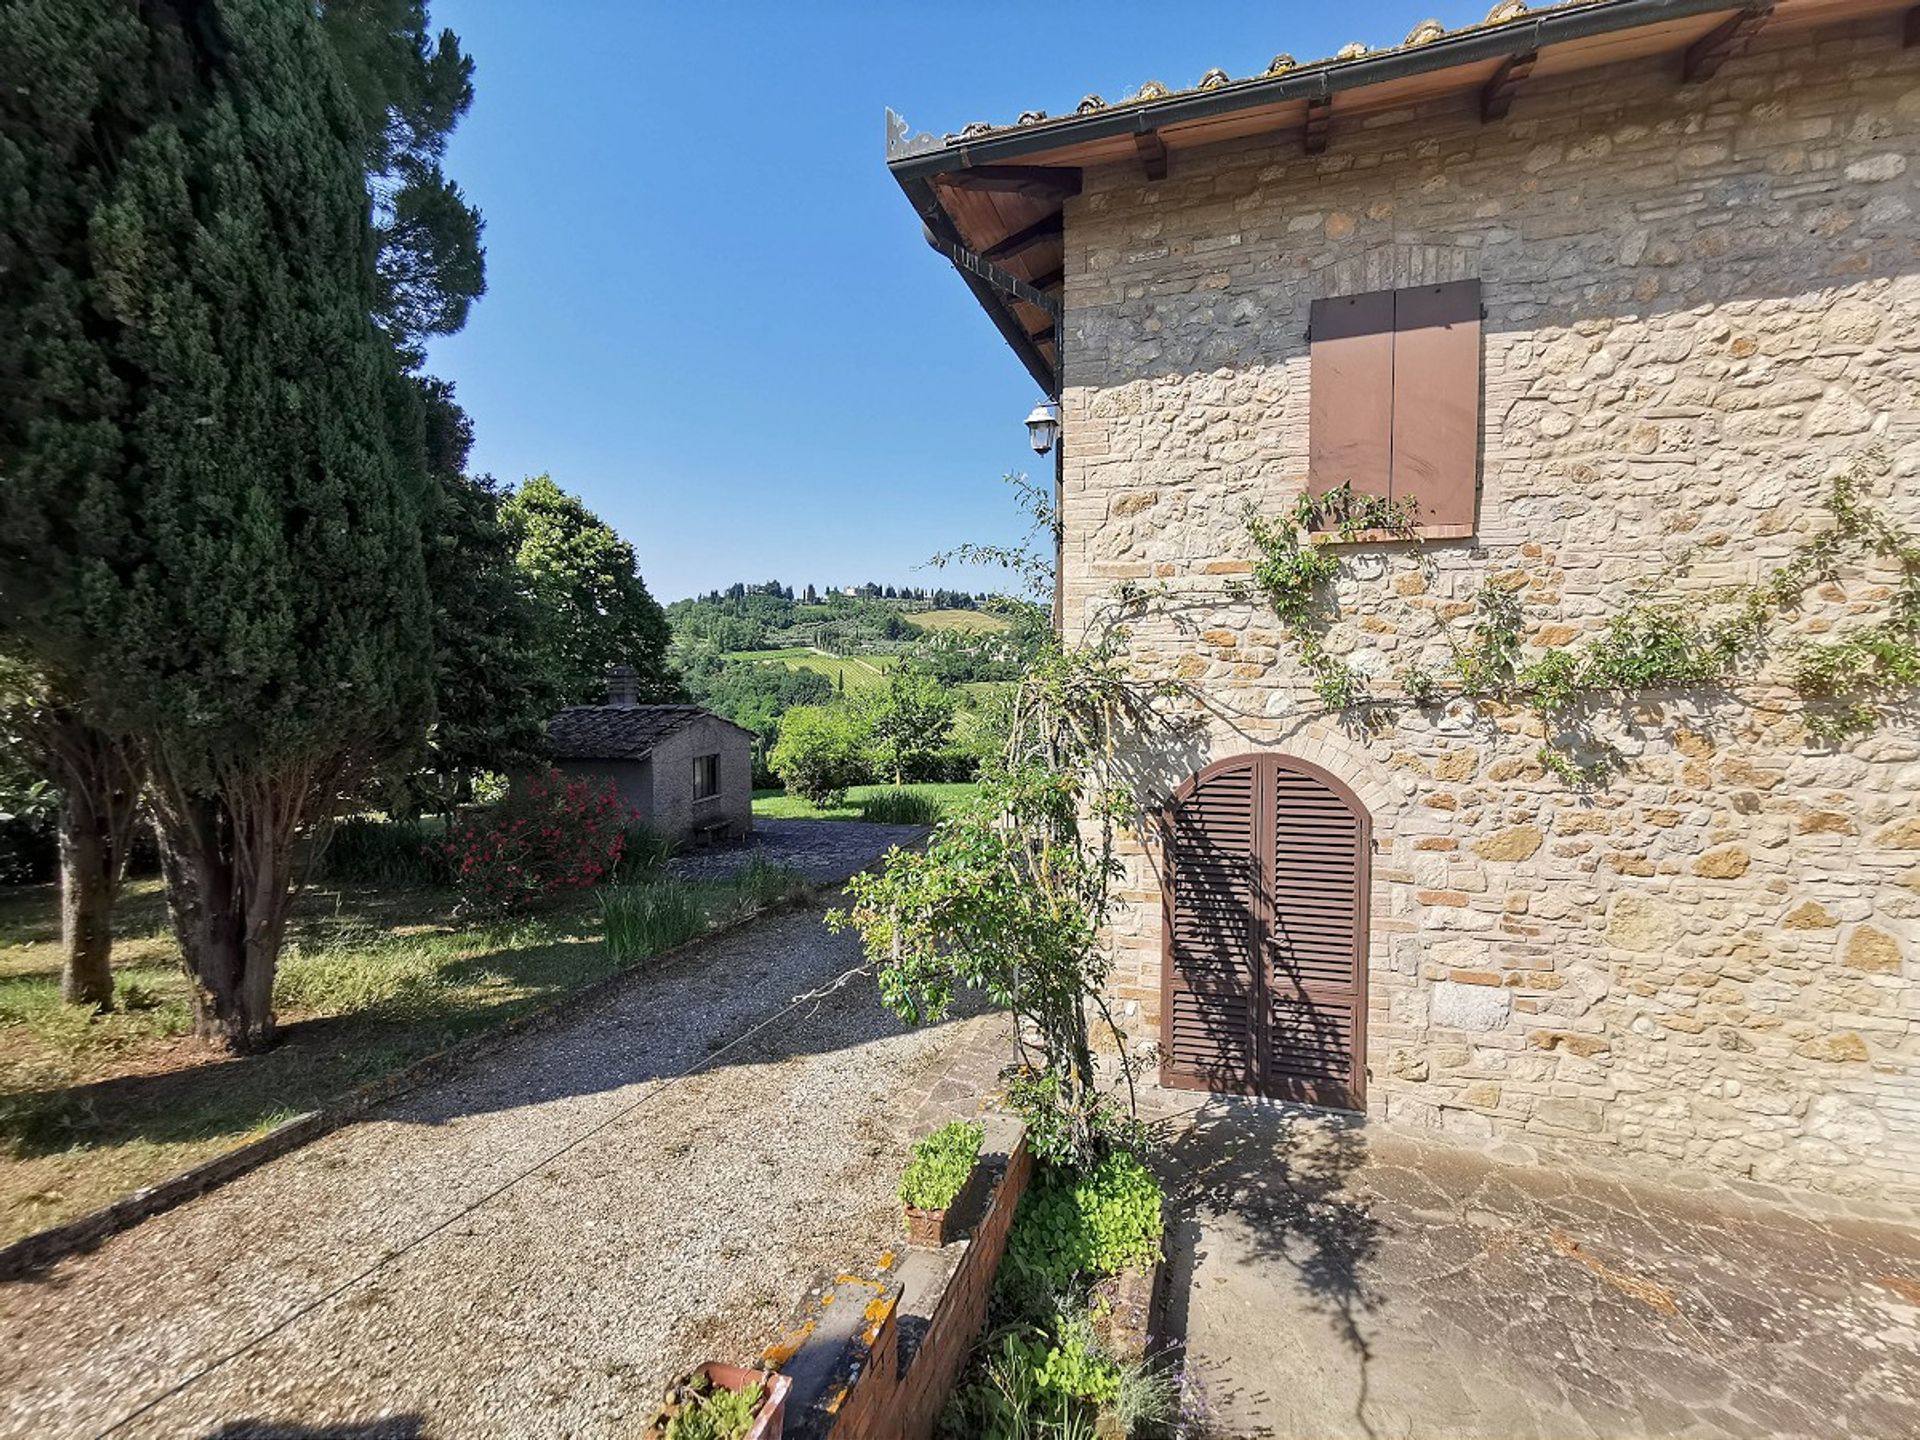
[903,1202,953,1247]
[646,1361,791,1440]
[902,1160,984,1247]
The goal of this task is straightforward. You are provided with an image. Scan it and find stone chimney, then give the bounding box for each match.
[604,664,638,708]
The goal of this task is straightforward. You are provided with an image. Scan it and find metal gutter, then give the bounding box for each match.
[886,0,1747,180]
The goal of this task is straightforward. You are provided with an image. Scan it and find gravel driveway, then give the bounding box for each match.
[0,874,1004,1439]
[668,819,924,884]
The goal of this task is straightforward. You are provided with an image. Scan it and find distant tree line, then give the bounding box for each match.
[687,580,996,608]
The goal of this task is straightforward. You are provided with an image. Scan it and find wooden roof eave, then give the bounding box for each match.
[887,0,1772,393]
[894,168,1062,395]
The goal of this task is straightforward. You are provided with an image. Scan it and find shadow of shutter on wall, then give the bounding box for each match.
[1390,279,1481,532]
[1308,290,1395,501]
[1165,759,1259,1088]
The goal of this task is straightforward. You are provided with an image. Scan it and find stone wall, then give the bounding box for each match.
[650,717,755,842]
[1056,15,1920,1208]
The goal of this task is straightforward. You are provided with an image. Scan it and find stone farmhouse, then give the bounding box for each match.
[544,668,754,844]
[887,0,1920,1208]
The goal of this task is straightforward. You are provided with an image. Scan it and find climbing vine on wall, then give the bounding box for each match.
[1244,451,1920,785]
[1246,484,1425,712]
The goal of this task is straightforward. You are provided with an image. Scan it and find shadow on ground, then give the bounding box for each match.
[1153,1096,1384,1435]
[202,1419,424,1439]
[1,880,922,1163]
[0,927,610,1160]
[1146,1087,1920,1440]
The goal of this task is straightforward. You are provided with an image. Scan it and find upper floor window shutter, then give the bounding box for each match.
[1308,290,1395,503]
[1390,279,1481,534]
[1308,279,1481,535]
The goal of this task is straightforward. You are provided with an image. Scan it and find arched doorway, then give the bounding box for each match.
[1159,754,1371,1109]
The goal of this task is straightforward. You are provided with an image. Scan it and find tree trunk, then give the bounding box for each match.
[22,702,146,1011]
[152,780,300,1053]
[57,797,117,1009]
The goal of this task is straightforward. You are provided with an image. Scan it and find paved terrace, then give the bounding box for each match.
[1147,1087,1920,1440]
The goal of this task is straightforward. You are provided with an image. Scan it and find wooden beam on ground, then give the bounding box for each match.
[942,165,1083,199]
[1682,3,1772,83]
[1304,96,1332,155]
[1481,51,1537,121]
[1135,129,1169,181]
[981,211,1063,264]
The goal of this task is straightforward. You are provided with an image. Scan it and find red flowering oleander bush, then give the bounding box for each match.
[445,769,628,914]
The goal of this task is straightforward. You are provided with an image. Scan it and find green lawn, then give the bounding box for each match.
[0,860,799,1246]
[722,647,900,692]
[752,782,979,821]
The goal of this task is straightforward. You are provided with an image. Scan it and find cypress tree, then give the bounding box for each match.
[0,0,434,1050]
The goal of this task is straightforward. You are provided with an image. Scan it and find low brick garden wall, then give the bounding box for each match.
[776,1114,1032,1440]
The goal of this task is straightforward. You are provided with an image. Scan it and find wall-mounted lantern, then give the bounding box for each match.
[1024,402,1059,457]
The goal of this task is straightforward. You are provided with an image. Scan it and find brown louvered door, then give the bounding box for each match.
[1264,762,1368,1109]
[1164,756,1368,1109]
[1162,758,1261,1092]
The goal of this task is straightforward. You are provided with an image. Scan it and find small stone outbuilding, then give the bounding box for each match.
[545,670,753,844]
[888,0,1920,1210]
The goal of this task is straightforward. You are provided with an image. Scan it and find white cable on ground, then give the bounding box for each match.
[95,958,875,1439]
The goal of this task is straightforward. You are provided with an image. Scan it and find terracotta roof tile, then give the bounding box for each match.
[940,0,1601,144]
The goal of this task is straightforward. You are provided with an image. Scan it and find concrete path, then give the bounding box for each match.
[1147,1087,1920,1440]
[0,882,1005,1439]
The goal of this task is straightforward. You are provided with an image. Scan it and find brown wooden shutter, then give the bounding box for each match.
[1389,279,1481,534]
[1308,289,1395,503]
[1162,758,1260,1090]
[1264,762,1368,1108]
[1163,756,1369,1108]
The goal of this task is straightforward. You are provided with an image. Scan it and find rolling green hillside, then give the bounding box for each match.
[910,608,1010,634]
[721,647,901,691]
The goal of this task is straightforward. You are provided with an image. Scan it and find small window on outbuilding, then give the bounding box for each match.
[693,753,720,801]
[1309,279,1481,537]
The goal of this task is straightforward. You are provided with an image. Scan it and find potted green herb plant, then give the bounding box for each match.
[899,1119,985,1247]
[645,1362,791,1440]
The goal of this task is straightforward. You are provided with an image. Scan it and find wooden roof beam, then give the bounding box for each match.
[981,211,1063,264]
[1481,51,1538,122]
[1135,129,1168,181]
[1304,96,1333,155]
[941,165,1082,199]
[1682,3,1772,83]
[1028,265,1065,291]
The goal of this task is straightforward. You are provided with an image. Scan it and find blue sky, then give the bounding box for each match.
[425,1,1496,601]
